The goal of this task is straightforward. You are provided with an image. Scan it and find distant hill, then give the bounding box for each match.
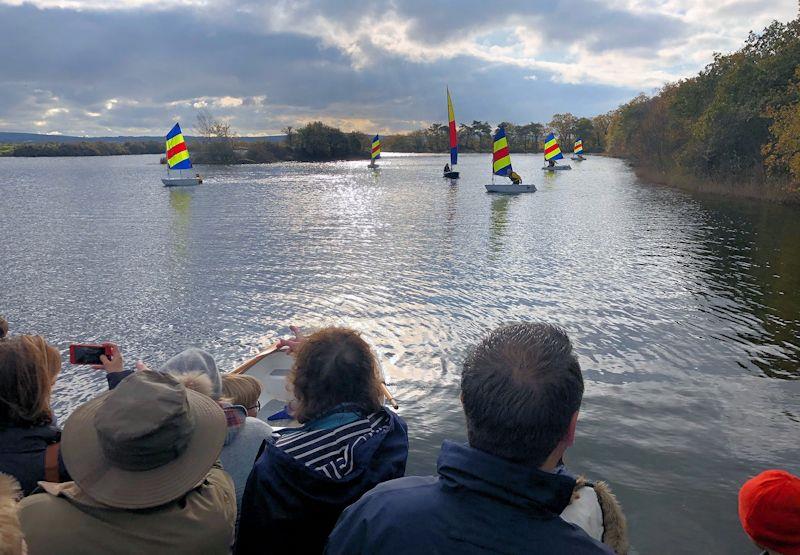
[0,132,287,144]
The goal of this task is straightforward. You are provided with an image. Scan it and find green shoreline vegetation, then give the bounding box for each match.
[3,16,798,203]
[605,16,800,204]
[1,141,163,157]
[182,114,601,165]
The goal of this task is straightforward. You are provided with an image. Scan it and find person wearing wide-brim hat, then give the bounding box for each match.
[17,370,237,555]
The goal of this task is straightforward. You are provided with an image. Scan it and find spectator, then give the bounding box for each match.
[327,322,616,554]
[738,469,800,555]
[128,348,273,516]
[0,323,69,495]
[236,326,408,555]
[222,374,262,418]
[17,370,236,555]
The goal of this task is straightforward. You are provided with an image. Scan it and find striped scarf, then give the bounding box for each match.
[275,412,390,479]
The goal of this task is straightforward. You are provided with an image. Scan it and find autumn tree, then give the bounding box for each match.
[548,113,578,146]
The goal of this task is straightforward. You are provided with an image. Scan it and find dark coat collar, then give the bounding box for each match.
[437,440,576,515]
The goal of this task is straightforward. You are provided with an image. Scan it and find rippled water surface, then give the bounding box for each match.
[1,153,798,553]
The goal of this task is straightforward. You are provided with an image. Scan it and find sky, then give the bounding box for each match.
[0,0,796,136]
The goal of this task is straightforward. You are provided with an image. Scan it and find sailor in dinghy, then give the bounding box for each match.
[571,138,586,161]
[161,123,202,186]
[485,127,536,194]
[368,134,381,169]
[443,87,460,179]
[542,133,572,171]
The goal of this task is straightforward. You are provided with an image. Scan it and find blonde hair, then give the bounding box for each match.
[221,374,261,410]
[0,335,61,427]
[172,371,216,399]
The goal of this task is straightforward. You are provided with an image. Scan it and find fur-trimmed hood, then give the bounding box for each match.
[563,476,629,555]
[0,473,25,555]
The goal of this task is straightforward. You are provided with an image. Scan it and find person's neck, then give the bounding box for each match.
[539,446,567,473]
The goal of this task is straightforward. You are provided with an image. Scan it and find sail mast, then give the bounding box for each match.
[447,87,458,168]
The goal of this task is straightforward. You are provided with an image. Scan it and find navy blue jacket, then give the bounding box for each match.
[0,371,129,496]
[0,424,68,496]
[236,407,408,555]
[326,441,614,555]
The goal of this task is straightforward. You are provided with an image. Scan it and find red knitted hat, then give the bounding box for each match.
[739,470,800,555]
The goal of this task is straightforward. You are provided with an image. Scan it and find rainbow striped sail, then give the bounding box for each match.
[574,138,584,155]
[544,133,564,161]
[165,123,192,169]
[371,135,381,160]
[492,127,512,176]
[447,87,458,166]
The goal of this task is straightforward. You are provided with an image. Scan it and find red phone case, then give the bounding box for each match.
[69,343,111,364]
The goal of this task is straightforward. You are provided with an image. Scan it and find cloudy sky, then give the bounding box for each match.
[0,0,796,136]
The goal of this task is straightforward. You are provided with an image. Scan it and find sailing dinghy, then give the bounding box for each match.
[542,133,571,171]
[232,341,398,430]
[368,134,381,168]
[443,88,460,179]
[570,138,586,161]
[161,123,202,186]
[485,127,536,194]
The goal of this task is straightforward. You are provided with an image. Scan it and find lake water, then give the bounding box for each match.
[1,153,798,553]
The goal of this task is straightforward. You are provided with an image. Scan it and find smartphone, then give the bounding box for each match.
[69,343,112,365]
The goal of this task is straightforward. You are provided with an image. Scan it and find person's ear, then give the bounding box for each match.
[565,410,579,447]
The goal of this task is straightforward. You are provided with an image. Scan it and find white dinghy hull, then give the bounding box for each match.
[542,165,572,171]
[162,177,202,186]
[485,183,536,194]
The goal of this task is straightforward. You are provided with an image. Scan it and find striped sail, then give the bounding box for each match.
[492,127,512,176]
[447,87,458,166]
[371,135,381,160]
[165,123,192,169]
[544,133,564,161]
[574,138,584,154]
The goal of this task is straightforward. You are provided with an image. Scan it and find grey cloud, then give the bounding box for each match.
[0,2,638,134]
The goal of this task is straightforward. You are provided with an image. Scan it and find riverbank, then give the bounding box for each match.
[1,141,163,157]
[632,164,800,206]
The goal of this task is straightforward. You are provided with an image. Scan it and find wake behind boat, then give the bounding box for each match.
[485,127,536,194]
[443,87,460,179]
[232,342,397,430]
[542,133,572,171]
[161,122,202,186]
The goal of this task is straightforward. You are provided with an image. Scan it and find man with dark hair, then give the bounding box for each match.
[326,323,613,554]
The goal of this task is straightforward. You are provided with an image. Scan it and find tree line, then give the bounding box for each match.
[189,109,609,166]
[382,114,607,153]
[2,141,163,157]
[190,111,366,164]
[603,15,800,199]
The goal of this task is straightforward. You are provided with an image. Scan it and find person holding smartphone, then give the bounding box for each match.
[0,317,128,496]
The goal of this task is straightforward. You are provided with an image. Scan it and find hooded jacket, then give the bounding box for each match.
[325,441,613,555]
[563,477,630,554]
[0,473,25,555]
[236,405,408,555]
